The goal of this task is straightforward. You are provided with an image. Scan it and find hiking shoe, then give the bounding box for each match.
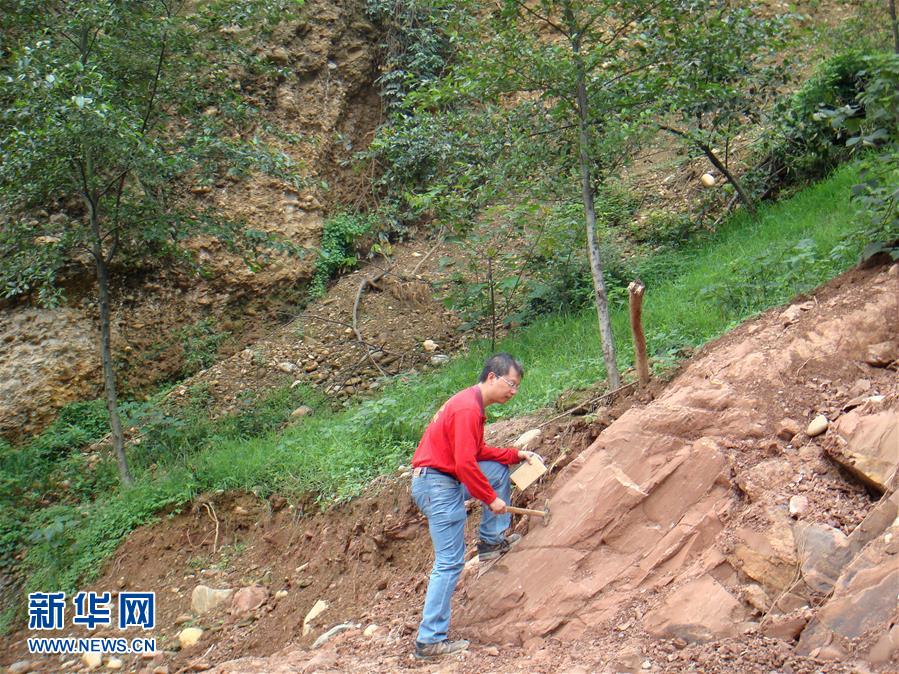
[477,533,522,561]
[414,639,470,659]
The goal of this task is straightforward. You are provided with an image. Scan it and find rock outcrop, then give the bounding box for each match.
[456,269,899,669]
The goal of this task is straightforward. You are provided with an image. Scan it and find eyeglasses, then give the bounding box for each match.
[498,375,519,391]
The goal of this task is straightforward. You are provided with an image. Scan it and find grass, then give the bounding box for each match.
[2,160,873,626]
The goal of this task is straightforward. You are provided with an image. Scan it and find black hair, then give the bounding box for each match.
[479,353,524,383]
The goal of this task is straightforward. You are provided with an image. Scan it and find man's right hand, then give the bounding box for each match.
[488,497,507,514]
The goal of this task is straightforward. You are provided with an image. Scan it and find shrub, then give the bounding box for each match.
[310,212,380,296]
[753,51,876,194]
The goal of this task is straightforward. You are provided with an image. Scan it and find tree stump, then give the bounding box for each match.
[628,280,650,386]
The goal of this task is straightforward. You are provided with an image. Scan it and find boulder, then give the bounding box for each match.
[761,611,810,641]
[644,575,749,643]
[731,512,797,594]
[826,408,899,492]
[793,522,853,593]
[797,523,899,656]
[191,585,234,615]
[455,421,732,643]
[864,340,897,367]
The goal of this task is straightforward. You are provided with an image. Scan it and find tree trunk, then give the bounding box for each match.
[88,203,132,485]
[890,0,899,55]
[571,52,620,389]
[628,280,650,386]
[699,143,757,215]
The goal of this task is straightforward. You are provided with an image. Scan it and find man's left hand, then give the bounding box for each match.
[517,450,544,465]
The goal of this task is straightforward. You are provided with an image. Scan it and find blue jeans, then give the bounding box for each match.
[411,461,511,644]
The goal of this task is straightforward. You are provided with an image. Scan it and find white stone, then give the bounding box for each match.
[422,339,438,352]
[276,590,289,599]
[191,584,234,614]
[303,599,329,635]
[81,652,102,670]
[107,657,124,669]
[513,428,542,449]
[363,624,381,637]
[178,627,204,648]
[807,415,829,437]
[700,173,716,188]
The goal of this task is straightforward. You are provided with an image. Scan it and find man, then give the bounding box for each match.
[410,352,539,660]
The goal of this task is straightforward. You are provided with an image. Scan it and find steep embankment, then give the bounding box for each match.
[4,262,894,674]
[0,0,382,441]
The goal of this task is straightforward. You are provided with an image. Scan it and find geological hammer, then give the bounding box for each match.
[506,502,551,526]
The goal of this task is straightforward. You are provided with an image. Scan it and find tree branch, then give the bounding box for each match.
[507,0,570,37]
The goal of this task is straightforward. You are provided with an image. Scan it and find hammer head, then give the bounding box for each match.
[541,502,551,527]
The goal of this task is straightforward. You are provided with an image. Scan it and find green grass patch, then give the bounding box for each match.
[4,161,872,629]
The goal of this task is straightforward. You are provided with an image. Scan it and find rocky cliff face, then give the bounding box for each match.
[0,0,383,441]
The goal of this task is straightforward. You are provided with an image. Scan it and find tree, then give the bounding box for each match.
[660,8,787,214]
[407,0,701,388]
[0,0,304,484]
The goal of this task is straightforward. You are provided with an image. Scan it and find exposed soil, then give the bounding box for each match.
[3,261,896,674]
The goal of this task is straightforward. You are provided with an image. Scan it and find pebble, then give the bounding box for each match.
[81,652,102,670]
[789,495,809,517]
[178,627,204,648]
[807,415,828,437]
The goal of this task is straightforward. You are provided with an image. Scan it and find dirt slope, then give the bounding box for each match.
[2,263,897,674]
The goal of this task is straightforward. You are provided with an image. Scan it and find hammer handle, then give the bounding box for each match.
[506,505,547,518]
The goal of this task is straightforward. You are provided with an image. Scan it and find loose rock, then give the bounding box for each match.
[303,599,329,635]
[290,405,314,419]
[806,415,828,437]
[775,418,801,441]
[82,652,102,670]
[789,494,809,517]
[191,586,234,615]
[231,585,268,616]
[178,627,204,648]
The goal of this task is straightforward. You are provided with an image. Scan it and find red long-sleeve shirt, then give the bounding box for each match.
[411,385,520,504]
